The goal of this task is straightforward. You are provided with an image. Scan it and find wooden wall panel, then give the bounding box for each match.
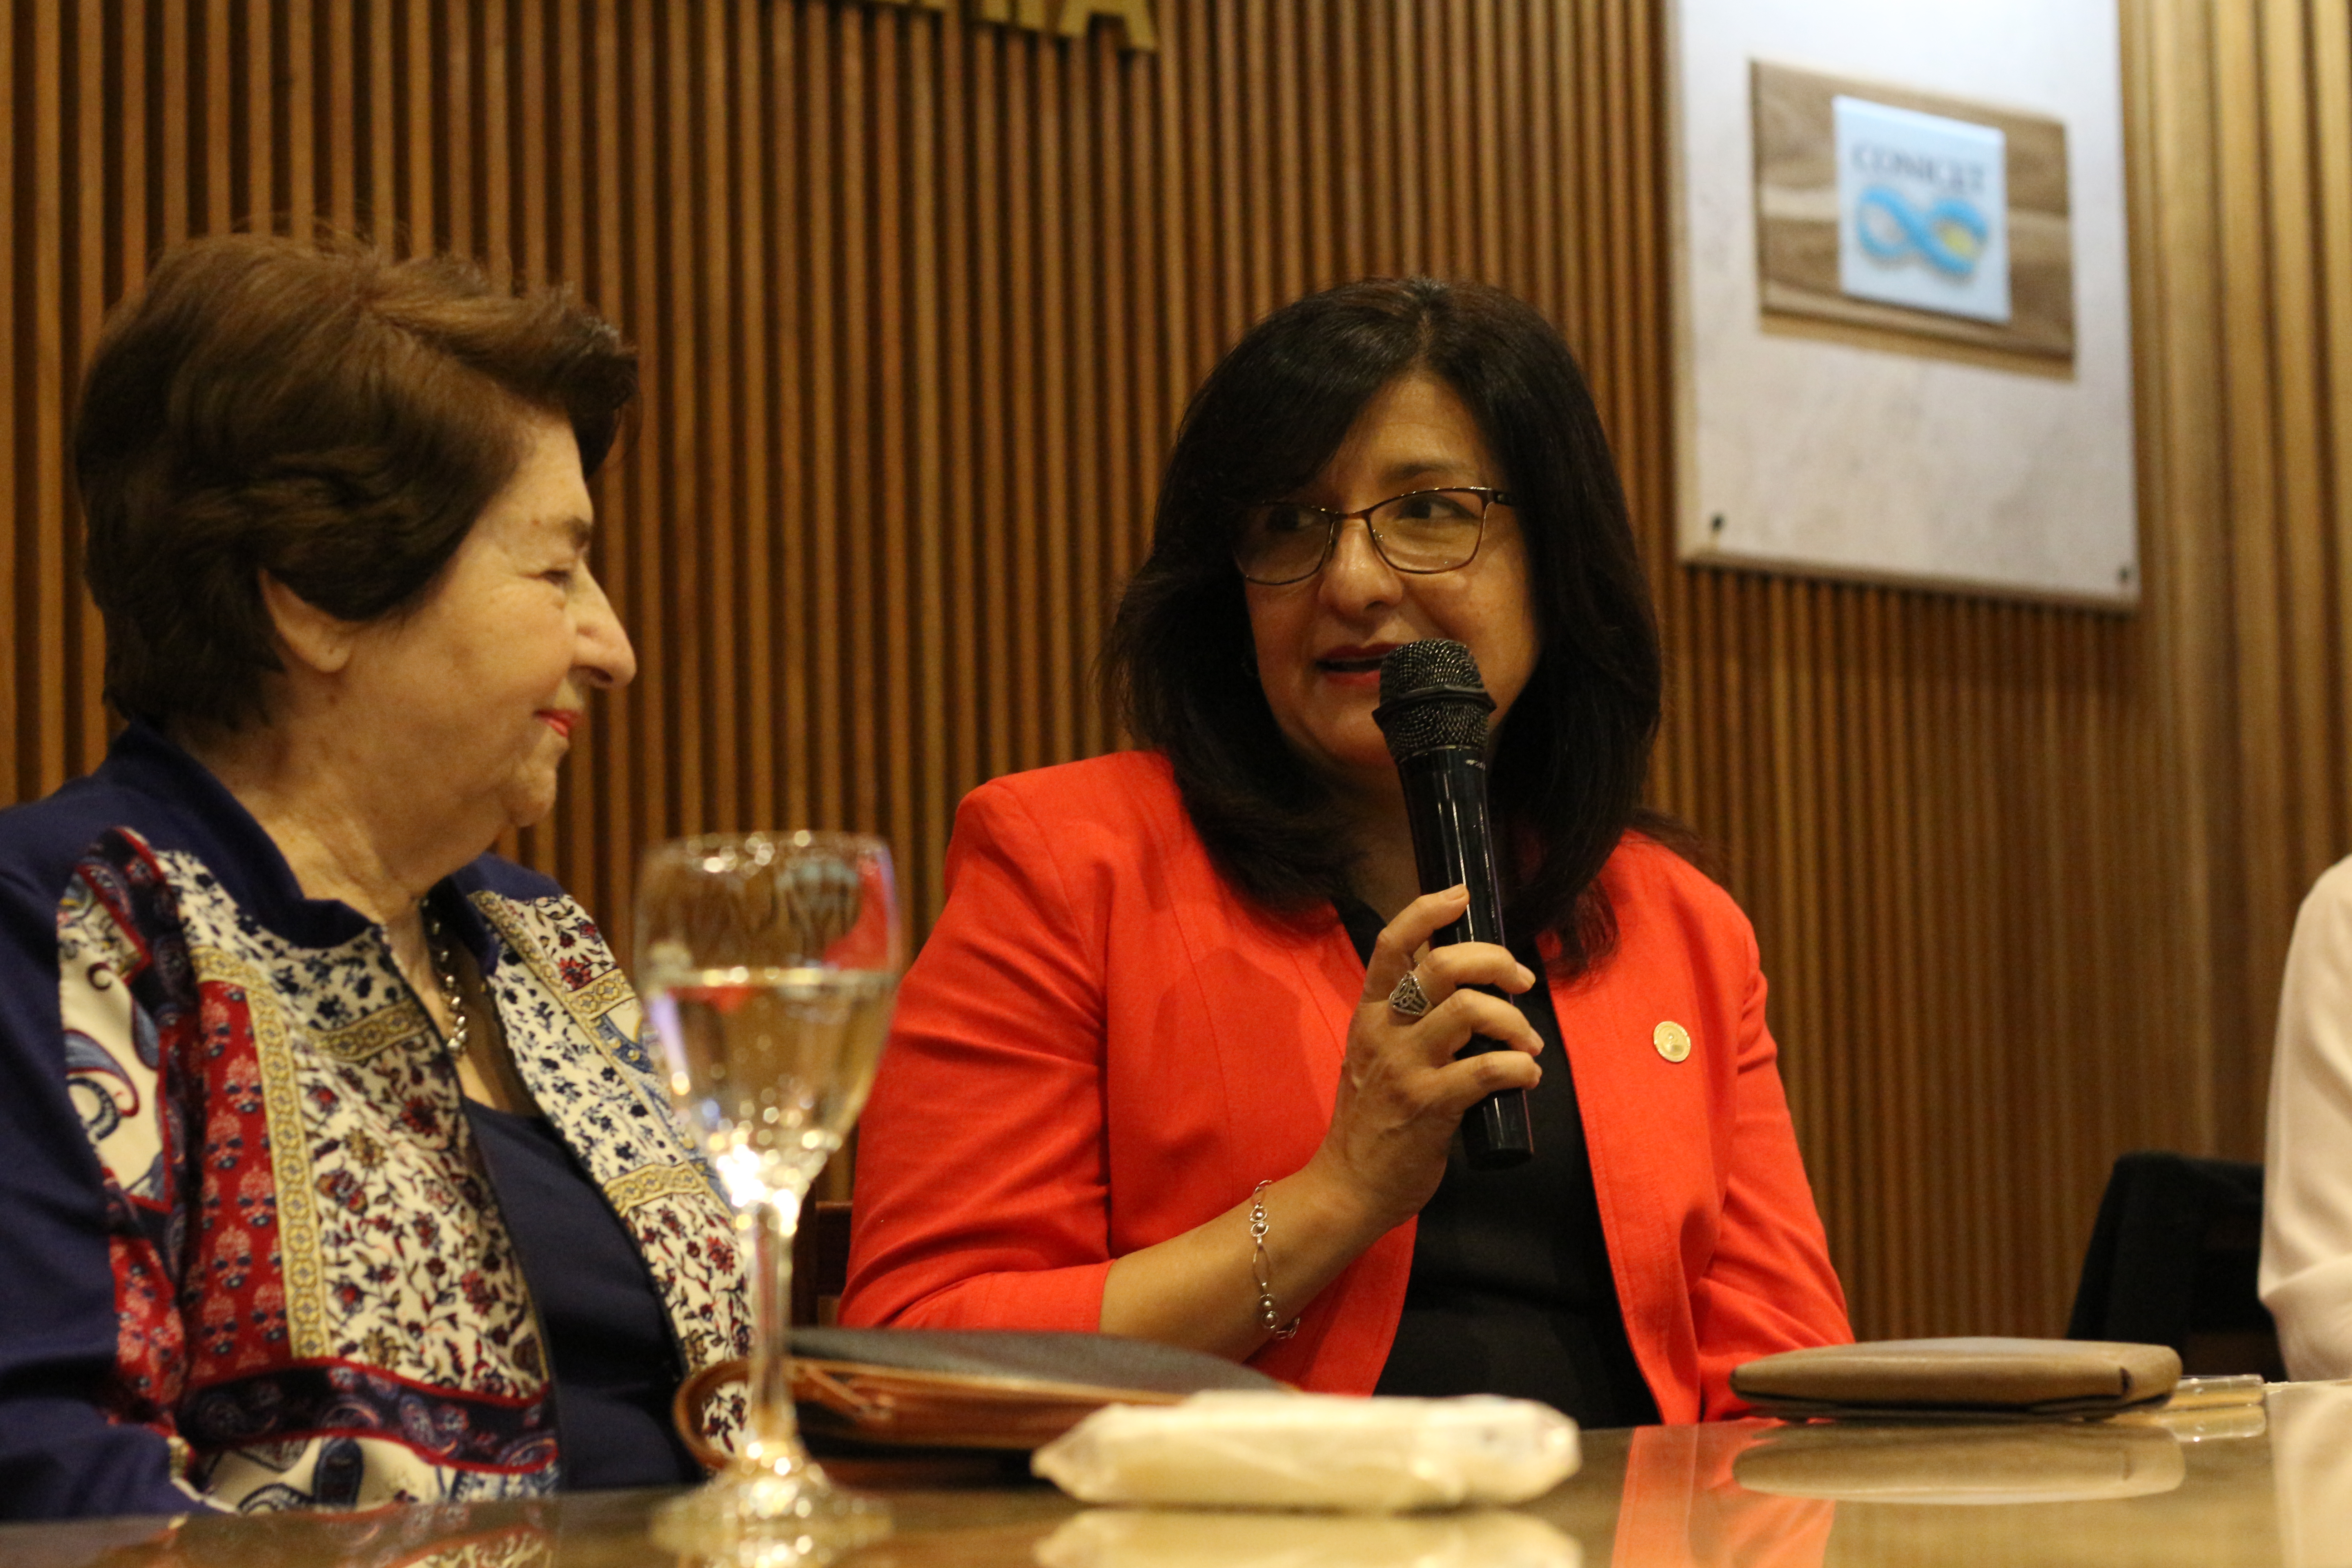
[2125,0,2352,1165]
[0,0,2330,1343]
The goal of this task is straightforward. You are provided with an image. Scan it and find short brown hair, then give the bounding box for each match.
[74,233,637,731]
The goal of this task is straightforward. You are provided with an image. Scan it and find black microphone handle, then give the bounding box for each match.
[1395,746,1534,1170]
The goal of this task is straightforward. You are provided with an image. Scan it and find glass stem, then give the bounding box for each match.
[741,1189,810,1470]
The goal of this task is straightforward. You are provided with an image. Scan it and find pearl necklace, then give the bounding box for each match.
[425,909,470,1058]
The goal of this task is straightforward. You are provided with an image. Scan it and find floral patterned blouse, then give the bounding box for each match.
[0,722,748,1516]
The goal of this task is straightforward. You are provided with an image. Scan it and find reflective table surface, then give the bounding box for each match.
[11,1381,2352,1568]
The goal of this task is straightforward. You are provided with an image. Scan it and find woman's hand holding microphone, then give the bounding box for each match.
[1303,883,1545,1243]
[1099,883,1542,1356]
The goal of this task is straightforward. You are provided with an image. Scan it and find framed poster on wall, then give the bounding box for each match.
[1670,0,2137,607]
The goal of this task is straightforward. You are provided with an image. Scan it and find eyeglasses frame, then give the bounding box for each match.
[1232,485,1518,586]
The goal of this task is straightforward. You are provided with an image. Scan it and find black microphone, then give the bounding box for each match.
[1372,638,1534,1171]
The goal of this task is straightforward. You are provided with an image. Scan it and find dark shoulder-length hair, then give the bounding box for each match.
[75,231,637,734]
[1104,276,1673,975]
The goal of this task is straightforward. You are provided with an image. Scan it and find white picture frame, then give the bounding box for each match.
[1670,0,2138,608]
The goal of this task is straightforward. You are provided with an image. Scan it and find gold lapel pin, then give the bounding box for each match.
[1654,1020,1692,1063]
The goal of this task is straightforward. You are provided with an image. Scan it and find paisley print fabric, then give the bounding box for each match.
[54,827,749,1510]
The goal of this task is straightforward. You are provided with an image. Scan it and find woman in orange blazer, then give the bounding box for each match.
[843,279,1850,1422]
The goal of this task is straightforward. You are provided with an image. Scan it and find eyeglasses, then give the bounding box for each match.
[1232,487,1515,586]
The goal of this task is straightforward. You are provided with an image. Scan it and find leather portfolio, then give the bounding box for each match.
[1730,1337,2182,1421]
[674,1328,1286,1465]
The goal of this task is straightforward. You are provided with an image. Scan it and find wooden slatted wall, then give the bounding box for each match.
[2126,0,2352,1168]
[0,0,2330,1340]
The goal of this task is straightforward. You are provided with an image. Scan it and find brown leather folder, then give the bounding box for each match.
[1730,1337,2182,1421]
[675,1328,1286,1467]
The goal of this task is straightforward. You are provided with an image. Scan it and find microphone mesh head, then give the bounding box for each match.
[1378,638,1484,706]
[1373,639,1494,760]
[1379,696,1490,756]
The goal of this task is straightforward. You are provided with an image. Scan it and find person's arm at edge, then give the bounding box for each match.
[2261,862,2352,1381]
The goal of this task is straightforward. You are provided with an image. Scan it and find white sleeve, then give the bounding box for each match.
[2261,858,2352,1380]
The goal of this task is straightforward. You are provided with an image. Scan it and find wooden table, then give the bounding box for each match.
[8,1381,2350,1567]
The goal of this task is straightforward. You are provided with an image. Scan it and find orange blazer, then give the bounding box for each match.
[841,751,1850,1419]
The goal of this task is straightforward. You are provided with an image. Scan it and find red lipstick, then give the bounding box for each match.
[1314,644,1402,684]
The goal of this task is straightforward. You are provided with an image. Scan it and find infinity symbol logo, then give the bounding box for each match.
[1854,185,1989,278]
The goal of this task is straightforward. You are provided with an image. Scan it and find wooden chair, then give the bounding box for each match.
[791,1199,855,1326]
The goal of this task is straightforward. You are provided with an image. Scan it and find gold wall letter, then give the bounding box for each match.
[973,0,1054,26]
[1057,0,1158,49]
[1058,0,1157,50]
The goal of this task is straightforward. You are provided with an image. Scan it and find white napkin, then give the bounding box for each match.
[1031,1392,1580,1512]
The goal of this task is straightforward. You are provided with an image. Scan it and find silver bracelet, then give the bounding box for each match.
[1250,1180,1303,1340]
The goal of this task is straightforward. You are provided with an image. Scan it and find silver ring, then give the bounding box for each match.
[1387,970,1431,1018]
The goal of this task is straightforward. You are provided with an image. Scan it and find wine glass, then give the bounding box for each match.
[635,831,903,1553]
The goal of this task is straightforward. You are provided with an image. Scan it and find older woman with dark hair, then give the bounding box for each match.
[0,235,745,1517]
[843,277,1849,1423]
